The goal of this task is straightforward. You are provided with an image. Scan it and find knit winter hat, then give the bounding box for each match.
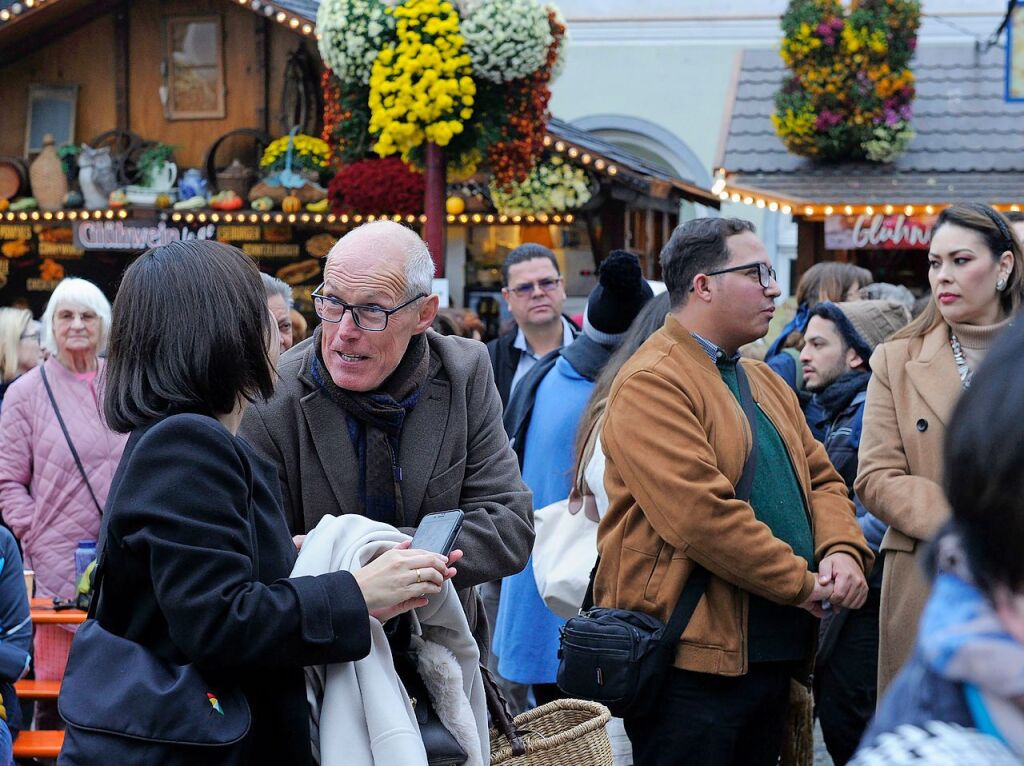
[583,251,654,346]
[813,299,912,364]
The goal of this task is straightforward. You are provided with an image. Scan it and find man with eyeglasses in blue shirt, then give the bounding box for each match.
[486,244,578,410]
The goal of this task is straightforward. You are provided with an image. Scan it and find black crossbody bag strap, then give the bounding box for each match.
[87,427,262,621]
[40,365,104,516]
[580,360,761,643]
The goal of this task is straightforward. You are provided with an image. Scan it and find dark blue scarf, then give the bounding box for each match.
[310,329,429,525]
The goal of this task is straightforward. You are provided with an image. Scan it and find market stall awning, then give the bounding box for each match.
[0,0,317,55]
[548,117,719,209]
[716,45,1024,216]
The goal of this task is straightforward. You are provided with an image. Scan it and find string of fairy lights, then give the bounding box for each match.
[713,171,1024,219]
[0,0,317,36]
[0,208,577,226]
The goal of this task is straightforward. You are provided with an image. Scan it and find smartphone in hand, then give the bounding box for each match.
[410,510,465,556]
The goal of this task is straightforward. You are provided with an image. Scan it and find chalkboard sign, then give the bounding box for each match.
[25,85,78,155]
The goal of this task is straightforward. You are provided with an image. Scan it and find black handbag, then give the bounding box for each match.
[387,615,468,766]
[556,361,761,719]
[58,520,253,762]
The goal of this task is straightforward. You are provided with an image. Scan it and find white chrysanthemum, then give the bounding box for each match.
[489,156,593,215]
[461,0,553,83]
[316,0,395,85]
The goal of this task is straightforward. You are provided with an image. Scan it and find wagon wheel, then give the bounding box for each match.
[202,128,272,194]
[88,129,153,186]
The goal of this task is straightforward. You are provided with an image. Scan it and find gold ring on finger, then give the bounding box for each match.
[416,569,422,584]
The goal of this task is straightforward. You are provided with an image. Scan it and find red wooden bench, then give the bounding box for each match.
[14,679,61,700]
[20,597,82,759]
[12,729,64,758]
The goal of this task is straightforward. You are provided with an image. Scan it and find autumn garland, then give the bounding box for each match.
[322,71,373,167]
[772,0,920,163]
[488,8,564,191]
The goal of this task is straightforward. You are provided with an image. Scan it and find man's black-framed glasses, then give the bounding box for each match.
[696,261,777,290]
[311,284,427,331]
[507,276,563,298]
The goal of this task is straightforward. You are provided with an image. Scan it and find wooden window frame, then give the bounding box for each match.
[163,15,226,121]
[24,84,79,156]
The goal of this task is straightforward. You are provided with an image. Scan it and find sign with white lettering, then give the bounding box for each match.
[73,221,217,251]
[824,213,936,251]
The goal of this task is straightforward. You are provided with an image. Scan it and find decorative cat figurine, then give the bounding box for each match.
[77,145,118,209]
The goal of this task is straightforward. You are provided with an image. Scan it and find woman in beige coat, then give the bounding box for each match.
[855,203,1024,693]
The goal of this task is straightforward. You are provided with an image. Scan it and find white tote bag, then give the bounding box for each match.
[533,491,599,620]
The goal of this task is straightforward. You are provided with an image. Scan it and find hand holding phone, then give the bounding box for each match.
[410,510,465,557]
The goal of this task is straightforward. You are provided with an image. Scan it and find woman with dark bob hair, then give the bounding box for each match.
[59,241,456,765]
[856,317,1024,760]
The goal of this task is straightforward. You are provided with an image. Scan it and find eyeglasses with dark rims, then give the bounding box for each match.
[311,284,427,332]
[691,262,778,291]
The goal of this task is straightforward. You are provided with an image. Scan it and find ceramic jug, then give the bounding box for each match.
[178,168,208,200]
[29,134,68,212]
[148,161,178,192]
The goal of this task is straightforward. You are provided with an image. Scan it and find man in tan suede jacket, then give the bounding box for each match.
[595,217,873,766]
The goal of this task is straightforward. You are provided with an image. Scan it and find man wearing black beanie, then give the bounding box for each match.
[493,250,654,707]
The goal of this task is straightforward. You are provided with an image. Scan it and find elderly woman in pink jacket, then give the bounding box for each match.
[0,278,127,722]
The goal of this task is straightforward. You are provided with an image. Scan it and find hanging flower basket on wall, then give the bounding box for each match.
[772,0,921,163]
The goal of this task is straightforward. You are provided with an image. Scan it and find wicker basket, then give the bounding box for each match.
[489,698,613,766]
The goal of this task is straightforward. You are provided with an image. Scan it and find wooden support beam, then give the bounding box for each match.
[113,4,130,130]
[254,16,269,133]
[424,142,446,277]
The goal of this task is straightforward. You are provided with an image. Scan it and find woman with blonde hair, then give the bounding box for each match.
[0,307,42,411]
[855,202,1024,694]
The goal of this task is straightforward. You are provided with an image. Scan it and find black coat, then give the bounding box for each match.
[486,316,579,408]
[487,329,524,409]
[89,413,371,765]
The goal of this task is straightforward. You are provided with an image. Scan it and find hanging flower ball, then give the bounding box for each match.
[368,0,476,161]
[459,0,554,83]
[317,0,396,86]
[772,0,920,162]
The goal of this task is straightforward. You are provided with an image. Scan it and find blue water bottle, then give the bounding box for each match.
[74,540,97,584]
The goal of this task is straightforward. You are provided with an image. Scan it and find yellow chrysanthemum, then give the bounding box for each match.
[369,0,474,161]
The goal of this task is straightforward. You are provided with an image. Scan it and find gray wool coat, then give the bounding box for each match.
[239,329,535,649]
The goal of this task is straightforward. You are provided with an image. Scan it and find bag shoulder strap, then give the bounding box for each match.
[581,359,762,647]
[40,364,103,517]
[90,420,262,620]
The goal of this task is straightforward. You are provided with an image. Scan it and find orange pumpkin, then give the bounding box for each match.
[282,194,302,213]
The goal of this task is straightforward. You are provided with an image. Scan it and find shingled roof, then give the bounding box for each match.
[717,45,1024,208]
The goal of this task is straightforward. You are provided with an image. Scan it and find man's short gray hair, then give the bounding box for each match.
[41,277,112,356]
[327,221,435,299]
[260,272,293,305]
